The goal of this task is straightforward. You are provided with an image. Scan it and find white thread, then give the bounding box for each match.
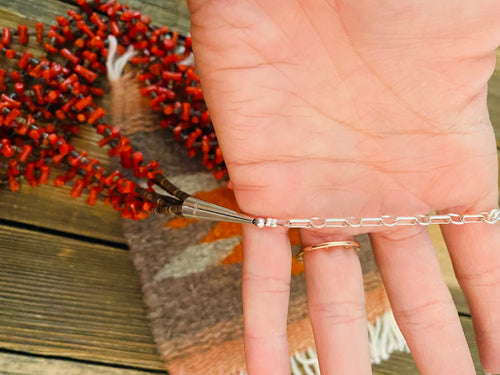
[179,52,195,66]
[106,35,135,81]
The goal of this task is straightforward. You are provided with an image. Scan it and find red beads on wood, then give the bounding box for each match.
[0,0,227,221]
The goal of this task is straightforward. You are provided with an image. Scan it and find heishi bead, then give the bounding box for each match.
[1,27,11,46]
[17,25,29,44]
[60,48,80,64]
[75,65,98,82]
[35,23,44,43]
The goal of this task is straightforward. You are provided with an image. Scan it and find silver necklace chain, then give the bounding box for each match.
[180,197,500,229]
[254,209,500,228]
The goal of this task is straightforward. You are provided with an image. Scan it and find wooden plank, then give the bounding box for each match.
[115,0,191,34]
[0,0,76,29]
[0,0,190,34]
[0,319,484,375]
[0,177,125,243]
[0,224,164,371]
[372,316,482,374]
[0,352,161,375]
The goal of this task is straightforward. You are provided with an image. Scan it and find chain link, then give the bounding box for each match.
[256,209,500,228]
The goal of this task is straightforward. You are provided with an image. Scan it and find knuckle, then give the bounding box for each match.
[377,225,428,243]
[308,300,367,326]
[394,297,457,332]
[242,270,290,295]
[245,329,288,342]
[457,263,500,289]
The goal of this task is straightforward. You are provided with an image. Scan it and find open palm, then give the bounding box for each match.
[189,1,500,374]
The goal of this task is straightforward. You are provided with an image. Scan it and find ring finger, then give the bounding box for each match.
[301,231,372,375]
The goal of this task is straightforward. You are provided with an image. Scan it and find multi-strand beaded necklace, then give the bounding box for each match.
[3,0,500,230]
[0,0,222,221]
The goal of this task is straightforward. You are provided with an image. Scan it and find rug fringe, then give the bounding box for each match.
[287,311,409,374]
[106,35,135,81]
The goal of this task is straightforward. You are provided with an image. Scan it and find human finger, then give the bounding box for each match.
[370,227,475,375]
[242,224,292,375]
[440,208,500,374]
[301,231,372,375]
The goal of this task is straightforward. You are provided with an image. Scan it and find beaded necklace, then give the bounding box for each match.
[0,0,220,221]
[2,1,499,229]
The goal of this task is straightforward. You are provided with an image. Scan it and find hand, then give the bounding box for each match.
[188,1,500,374]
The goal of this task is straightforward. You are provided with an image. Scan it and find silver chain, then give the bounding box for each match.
[254,208,500,228]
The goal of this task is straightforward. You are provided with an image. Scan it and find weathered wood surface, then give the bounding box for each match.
[0,224,165,371]
[0,352,160,375]
[0,314,486,375]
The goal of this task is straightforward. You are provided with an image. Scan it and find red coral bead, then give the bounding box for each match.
[44,44,58,54]
[87,187,99,205]
[18,144,33,162]
[1,27,11,46]
[110,20,121,36]
[18,25,29,44]
[18,51,33,69]
[75,95,93,111]
[87,107,106,124]
[56,16,69,27]
[28,129,40,140]
[162,71,182,81]
[36,23,44,43]
[8,175,19,192]
[1,94,21,108]
[1,139,14,157]
[39,165,50,184]
[90,13,107,31]
[75,64,98,83]
[60,48,80,64]
[71,179,85,198]
[5,49,16,58]
[4,108,20,126]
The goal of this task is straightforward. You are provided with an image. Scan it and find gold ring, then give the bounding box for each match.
[296,240,361,263]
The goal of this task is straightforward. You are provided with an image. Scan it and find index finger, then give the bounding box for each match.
[242,224,292,375]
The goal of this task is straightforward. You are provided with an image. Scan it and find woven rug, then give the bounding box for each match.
[114,73,409,374]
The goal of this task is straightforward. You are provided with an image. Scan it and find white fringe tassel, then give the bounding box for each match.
[289,311,409,374]
[106,35,135,81]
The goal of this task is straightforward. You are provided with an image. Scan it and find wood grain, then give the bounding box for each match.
[0,316,484,375]
[0,352,159,375]
[0,224,164,371]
